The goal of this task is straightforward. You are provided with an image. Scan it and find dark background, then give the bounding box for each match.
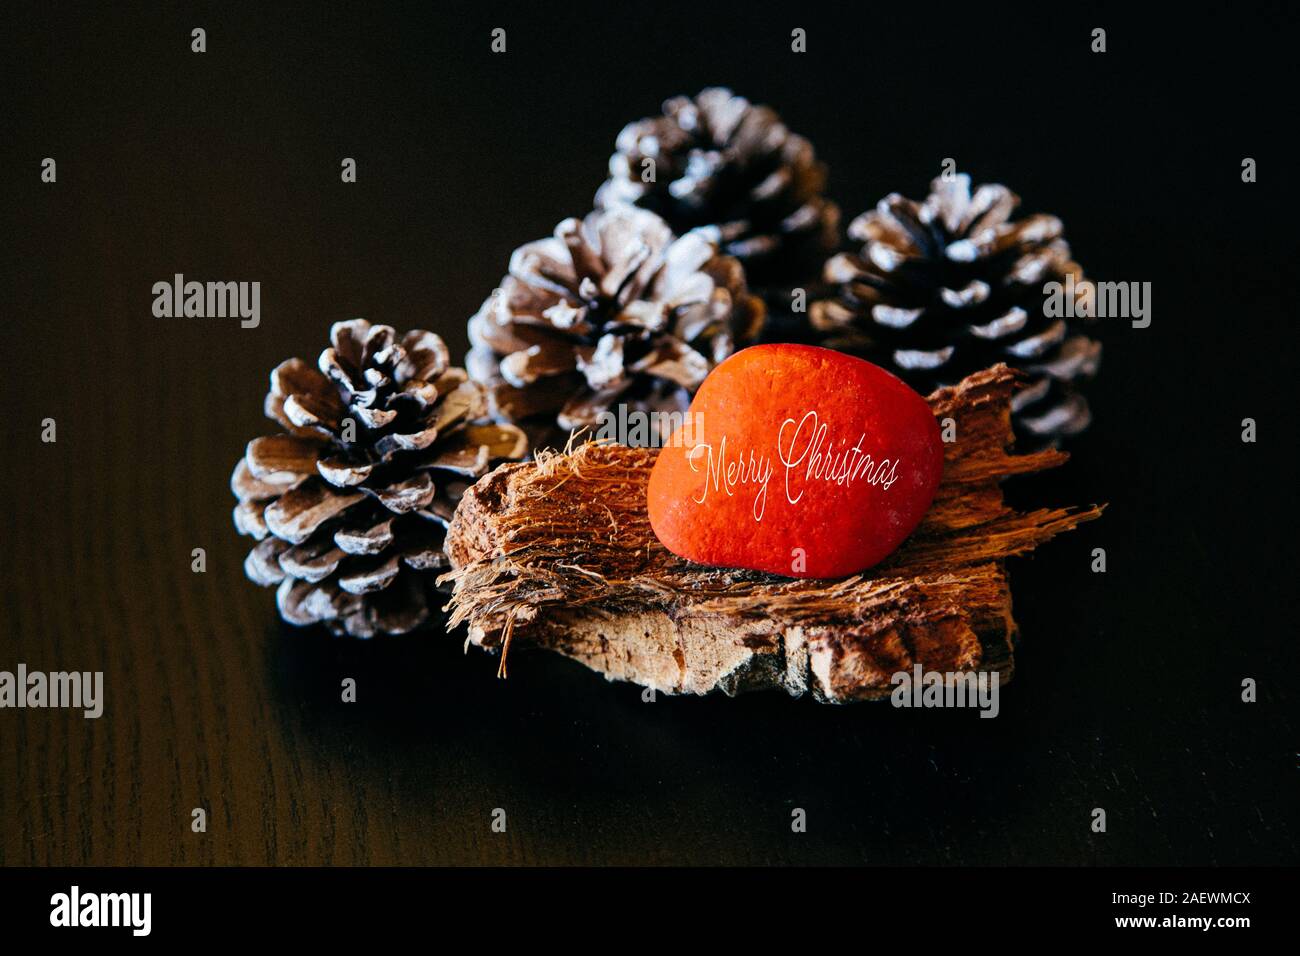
[2,2,1295,865]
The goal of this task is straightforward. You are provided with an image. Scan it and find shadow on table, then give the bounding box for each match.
[260,606,1118,864]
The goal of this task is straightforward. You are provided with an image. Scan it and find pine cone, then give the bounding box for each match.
[594,87,839,287]
[231,319,527,638]
[467,206,764,449]
[811,174,1102,443]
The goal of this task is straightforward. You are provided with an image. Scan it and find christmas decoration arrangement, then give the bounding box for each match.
[234,87,1103,700]
[232,320,526,637]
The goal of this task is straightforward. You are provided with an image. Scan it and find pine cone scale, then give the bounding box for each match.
[263,479,365,545]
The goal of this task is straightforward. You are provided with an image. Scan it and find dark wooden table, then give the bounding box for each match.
[3,4,1295,866]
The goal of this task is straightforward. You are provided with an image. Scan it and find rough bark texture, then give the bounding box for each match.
[442,364,1102,702]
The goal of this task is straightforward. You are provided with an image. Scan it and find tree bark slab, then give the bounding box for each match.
[442,364,1102,702]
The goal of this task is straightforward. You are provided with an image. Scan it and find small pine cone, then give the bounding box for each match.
[232,319,527,638]
[467,206,764,449]
[811,174,1102,444]
[594,87,839,288]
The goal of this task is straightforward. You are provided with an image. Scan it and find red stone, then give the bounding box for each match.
[647,344,943,578]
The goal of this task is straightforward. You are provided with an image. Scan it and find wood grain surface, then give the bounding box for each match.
[2,4,1295,866]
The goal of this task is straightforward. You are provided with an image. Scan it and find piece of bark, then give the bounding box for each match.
[442,364,1102,702]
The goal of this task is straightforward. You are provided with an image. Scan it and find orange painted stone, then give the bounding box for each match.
[647,344,944,578]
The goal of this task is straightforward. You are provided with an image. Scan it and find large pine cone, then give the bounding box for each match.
[594,87,838,287]
[232,320,526,638]
[811,174,1102,443]
[467,206,764,449]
